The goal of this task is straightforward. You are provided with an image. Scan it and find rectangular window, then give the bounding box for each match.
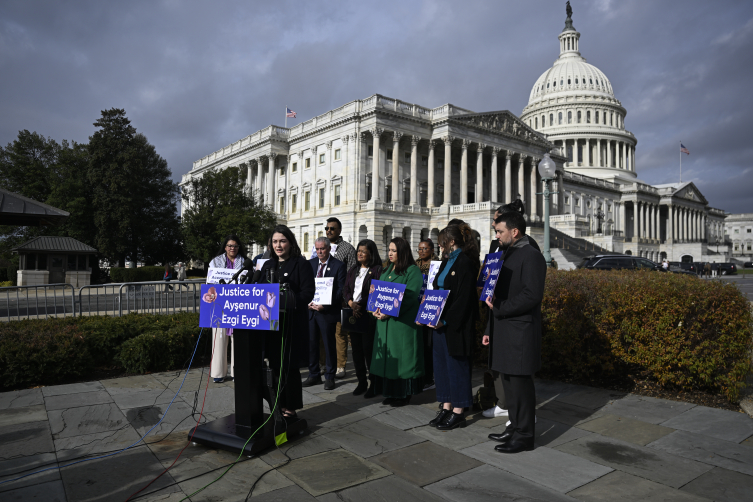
[319,153,325,164]
[279,196,285,213]
[303,233,309,253]
[368,145,374,157]
[279,166,285,176]
[747,229,752,233]
[735,229,739,234]
[575,198,580,207]
[404,152,411,164]
[38,254,47,270]
[292,162,297,172]
[422,155,428,166]
[25,253,36,270]
[305,158,311,169]
[334,148,341,161]
[334,185,341,206]
[387,149,393,159]
[305,191,310,211]
[565,196,570,204]
[291,194,297,212]
[318,231,323,238]
[319,188,325,208]
[67,255,77,270]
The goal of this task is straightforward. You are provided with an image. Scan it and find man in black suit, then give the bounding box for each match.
[483,211,547,453]
[303,237,346,390]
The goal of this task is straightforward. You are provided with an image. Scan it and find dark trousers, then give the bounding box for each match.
[422,326,434,384]
[308,314,337,380]
[349,326,375,382]
[265,331,303,411]
[433,328,473,408]
[491,370,507,409]
[502,374,536,443]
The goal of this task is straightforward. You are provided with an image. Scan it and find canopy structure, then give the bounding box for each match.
[0,187,69,226]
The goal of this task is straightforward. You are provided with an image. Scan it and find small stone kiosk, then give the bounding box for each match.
[12,237,97,287]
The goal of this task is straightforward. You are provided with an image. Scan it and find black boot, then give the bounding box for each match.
[436,411,467,431]
[429,409,451,427]
[353,379,368,396]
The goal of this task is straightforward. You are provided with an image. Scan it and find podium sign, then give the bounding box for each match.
[200,284,280,330]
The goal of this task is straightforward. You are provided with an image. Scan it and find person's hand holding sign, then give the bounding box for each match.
[372,307,391,321]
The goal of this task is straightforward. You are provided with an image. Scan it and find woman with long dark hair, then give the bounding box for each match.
[427,223,480,430]
[209,234,247,383]
[370,237,424,406]
[341,239,382,396]
[257,225,315,418]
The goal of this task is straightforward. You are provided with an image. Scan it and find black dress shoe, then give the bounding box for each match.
[488,430,514,443]
[382,397,395,405]
[494,440,534,454]
[436,412,467,431]
[429,409,451,427]
[353,380,368,396]
[390,396,411,407]
[324,379,336,390]
[302,376,322,387]
[364,384,376,398]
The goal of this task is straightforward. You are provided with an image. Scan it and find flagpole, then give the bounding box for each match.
[285,106,287,129]
[679,142,682,183]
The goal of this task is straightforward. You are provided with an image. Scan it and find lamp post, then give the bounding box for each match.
[595,208,604,234]
[537,154,557,267]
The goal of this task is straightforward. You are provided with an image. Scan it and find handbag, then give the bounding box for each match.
[341,307,369,334]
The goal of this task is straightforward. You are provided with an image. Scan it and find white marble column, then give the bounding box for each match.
[342,135,351,204]
[476,144,485,203]
[596,139,602,167]
[391,132,402,203]
[267,153,276,206]
[557,171,565,215]
[427,140,436,207]
[517,156,526,208]
[246,162,253,196]
[633,201,639,240]
[461,139,470,205]
[371,128,383,202]
[443,136,453,206]
[655,204,660,240]
[619,203,626,234]
[585,139,591,166]
[410,135,419,206]
[255,158,263,198]
[490,147,499,203]
[504,152,513,203]
[606,141,612,168]
[530,158,538,219]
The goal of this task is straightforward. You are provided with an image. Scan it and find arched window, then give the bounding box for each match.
[595,111,599,124]
[610,113,613,126]
[560,79,563,86]
[586,111,591,123]
[590,78,593,84]
[575,77,578,84]
[558,112,563,124]
[547,82,550,88]
[568,78,571,85]
[577,111,581,123]
[567,111,572,124]
[549,113,554,125]
[541,114,545,127]
[535,117,538,128]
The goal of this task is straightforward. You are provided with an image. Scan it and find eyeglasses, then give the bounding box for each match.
[226,245,239,249]
[325,226,339,231]
[417,248,431,252]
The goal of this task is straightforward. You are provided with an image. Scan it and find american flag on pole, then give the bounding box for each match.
[286,107,297,118]
[680,143,690,155]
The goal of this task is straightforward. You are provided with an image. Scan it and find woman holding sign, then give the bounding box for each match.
[209,234,247,383]
[427,223,480,430]
[370,237,424,406]
[257,225,316,418]
[341,239,383,396]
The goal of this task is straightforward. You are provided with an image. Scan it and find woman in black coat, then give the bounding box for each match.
[258,225,315,418]
[341,239,382,397]
[427,223,480,430]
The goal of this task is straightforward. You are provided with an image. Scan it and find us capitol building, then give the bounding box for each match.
[181,7,744,267]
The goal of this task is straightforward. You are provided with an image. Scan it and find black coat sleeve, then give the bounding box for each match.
[492,248,546,319]
[296,256,316,306]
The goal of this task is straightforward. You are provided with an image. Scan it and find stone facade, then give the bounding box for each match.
[725,213,753,260]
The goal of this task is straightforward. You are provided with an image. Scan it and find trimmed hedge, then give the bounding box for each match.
[0,312,202,390]
[541,270,753,401]
[110,266,173,283]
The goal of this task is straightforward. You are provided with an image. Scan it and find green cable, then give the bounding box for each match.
[179,298,287,501]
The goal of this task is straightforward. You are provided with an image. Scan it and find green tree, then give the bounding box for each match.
[181,166,276,267]
[88,109,181,267]
[0,130,60,202]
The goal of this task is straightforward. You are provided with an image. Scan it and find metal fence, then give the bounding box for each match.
[1,279,206,321]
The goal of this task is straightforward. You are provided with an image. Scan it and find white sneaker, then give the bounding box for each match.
[335,367,346,379]
[482,406,508,418]
[506,415,537,427]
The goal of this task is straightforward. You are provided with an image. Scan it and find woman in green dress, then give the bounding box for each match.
[370,237,424,406]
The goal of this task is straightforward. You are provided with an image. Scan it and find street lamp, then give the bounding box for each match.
[538,153,557,267]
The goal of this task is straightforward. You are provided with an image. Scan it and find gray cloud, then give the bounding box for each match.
[1,0,752,213]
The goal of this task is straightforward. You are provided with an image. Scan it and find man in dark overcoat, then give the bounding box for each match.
[483,211,547,453]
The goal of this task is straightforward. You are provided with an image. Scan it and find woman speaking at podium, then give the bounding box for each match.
[258,225,315,419]
[209,234,247,383]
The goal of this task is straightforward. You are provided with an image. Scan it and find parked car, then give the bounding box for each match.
[579,255,662,271]
[668,261,697,273]
[715,262,737,275]
[743,262,752,269]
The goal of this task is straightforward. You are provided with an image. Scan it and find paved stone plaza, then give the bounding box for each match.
[2,364,753,501]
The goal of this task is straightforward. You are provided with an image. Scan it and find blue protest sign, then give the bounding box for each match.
[477,252,503,287]
[479,252,503,303]
[200,284,280,331]
[366,280,407,316]
[415,289,450,327]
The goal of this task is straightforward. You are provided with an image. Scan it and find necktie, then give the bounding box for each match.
[317,262,325,278]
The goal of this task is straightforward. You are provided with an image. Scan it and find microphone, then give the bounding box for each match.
[230,264,253,284]
[245,269,262,284]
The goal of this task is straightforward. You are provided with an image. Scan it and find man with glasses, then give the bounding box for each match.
[325,217,357,378]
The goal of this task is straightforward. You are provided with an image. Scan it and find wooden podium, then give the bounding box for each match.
[188,309,307,455]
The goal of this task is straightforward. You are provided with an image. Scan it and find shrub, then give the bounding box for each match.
[7,264,18,286]
[110,266,172,283]
[116,326,199,374]
[0,319,92,388]
[0,281,12,288]
[541,270,753,401]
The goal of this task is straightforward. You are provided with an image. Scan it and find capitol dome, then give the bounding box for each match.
[521,9,637,184]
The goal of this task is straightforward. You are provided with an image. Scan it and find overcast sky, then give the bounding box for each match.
[2,0,752,213]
